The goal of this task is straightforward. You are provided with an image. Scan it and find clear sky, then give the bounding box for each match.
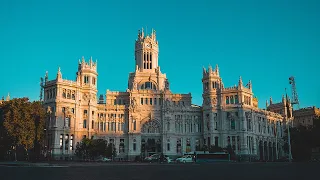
[0,0,319,109]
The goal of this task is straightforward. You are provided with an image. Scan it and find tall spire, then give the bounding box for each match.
[6,93,10,101]
[239,76,243,86]
[57,67,62,80]
[141,27,144,37]
[215,64,219,76]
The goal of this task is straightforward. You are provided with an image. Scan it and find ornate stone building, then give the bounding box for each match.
[42,29,290,161]
[0,93,10,105]
[292,106,320,127]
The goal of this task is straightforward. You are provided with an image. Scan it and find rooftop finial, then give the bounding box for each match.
[141,27,144,37]
[6,93,10,101]
[57,67,62,80]
[215,64,219,76]
[239,76,243,86]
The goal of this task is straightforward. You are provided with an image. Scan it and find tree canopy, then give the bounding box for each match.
[284,117,320,161]
[0,98,46,160]
[75,138,116,160]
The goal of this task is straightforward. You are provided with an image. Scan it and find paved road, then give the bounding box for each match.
[1,162,319,180]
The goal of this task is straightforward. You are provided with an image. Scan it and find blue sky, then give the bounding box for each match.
[0,0,319,109]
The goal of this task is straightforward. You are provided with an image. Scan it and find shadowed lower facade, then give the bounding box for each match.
[42,29,291,161]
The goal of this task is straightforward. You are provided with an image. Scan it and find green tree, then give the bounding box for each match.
[75,138,114,160]
[0,98,46,160]
[283,117,320,161]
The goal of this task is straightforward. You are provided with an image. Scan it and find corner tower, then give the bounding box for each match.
[202,65,222,109]
[135,28,159,72]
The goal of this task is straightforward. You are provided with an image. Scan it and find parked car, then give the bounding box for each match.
[95,156,112,162]
[165,155,173,163]
[144,154,173,163]
[176,155,194,163]
[144,154,160,162]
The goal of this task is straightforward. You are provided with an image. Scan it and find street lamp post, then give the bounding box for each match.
[287,119,293,162]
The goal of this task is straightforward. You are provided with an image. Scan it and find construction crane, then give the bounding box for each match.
[289,76,300,110]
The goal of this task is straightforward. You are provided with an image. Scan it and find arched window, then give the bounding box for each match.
[139,82,157,90]
[226,96,229,104]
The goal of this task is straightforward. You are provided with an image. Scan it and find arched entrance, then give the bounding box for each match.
[141,119,162,157]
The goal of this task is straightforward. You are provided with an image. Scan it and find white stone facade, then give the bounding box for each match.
[42,29,290,161]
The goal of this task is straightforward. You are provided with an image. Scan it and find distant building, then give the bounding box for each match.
[42,29,288,161]
[292,107,320,127]
[0,93,10,104]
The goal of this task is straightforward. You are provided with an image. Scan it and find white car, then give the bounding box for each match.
[95,157,112,162]
[176,155,194,163]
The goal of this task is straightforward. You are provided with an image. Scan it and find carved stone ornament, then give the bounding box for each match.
[211,97,217,104]
[83,93,88,101]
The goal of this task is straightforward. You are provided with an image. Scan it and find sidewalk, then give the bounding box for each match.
[0,161,51,167]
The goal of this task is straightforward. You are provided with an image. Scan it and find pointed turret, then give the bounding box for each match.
[57,67,62,80]
[215,64,219,76]
[266,100,268,108]
[208,65,213,73]
[270,97,273,105]
[238,76,243,89]
[6,93,10,101]
[248,80,252,90]
[45,71,48,83]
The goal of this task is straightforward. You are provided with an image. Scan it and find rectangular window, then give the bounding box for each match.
[92,121,94,129]
[83,120,87,128]
[145,98,148,105]
[141,98,143,105]
[70,135,74,150]
[150,98,152,105]
[92,77,96,85]
[133,143,136,151]
[154,98,157,105]
[59,134,63,149]
[167,143,170,151]
[114,99,117,105]
[235,95,239,104]
[133,121,136,131]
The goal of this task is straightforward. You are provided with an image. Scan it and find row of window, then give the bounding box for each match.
[226,95,239,105]
[45,88,56,100]
[173,121,201,133]
[204,81,219,90]
[83,75,96,85]
[82,120,125,132]
[243,96,251,105]
[143,52,152,69]
[59,134,74,150]
[140,97,162,105]
[62,89,76,100]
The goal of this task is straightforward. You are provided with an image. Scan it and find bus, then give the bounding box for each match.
[189,152,231,162]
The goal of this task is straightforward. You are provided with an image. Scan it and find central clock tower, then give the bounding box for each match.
[135,28,159,72]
